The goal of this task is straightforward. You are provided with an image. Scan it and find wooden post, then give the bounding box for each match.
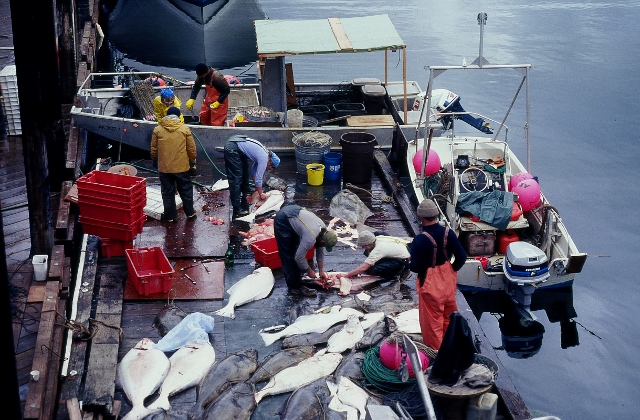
[0,197,21,420]
[9,0,66,255]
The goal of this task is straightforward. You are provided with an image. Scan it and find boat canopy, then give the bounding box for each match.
[254,14,405,57]
[254,14,409,123]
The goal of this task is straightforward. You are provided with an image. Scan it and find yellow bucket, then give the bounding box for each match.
[306,163,324,186]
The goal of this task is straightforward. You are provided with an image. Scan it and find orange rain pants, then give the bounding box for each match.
[199,84,229,126]
[416,260,458,350]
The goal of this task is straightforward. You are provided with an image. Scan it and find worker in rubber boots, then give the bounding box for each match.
[185,63,230,126]
[154,87,183,123]
[409,199,467,350]
[223,135,280,218]
[274,204,338,297]
[150,107,197,222]
[336,230,411,282]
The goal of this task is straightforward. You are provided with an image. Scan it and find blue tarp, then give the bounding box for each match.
[456,191,515,231]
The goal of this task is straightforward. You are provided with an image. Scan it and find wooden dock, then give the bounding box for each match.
[1,1,530,418]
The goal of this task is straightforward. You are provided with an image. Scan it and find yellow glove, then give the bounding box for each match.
[209,101,220,109]
[186,99,195,110]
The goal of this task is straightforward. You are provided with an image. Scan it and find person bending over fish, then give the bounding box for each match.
[224,134,280,218]
[336,230,411,282]
[274,204,338,297]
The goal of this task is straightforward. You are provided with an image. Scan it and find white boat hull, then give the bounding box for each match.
[406,134,585,292]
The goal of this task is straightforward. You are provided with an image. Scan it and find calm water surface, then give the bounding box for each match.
[111,1,640,418]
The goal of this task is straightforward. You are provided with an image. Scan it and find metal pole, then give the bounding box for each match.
[526,66,531,172]
[402,335,437,420]
[478,12,487,68]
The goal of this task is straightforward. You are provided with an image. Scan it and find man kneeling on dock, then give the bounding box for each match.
[336,230,411,282]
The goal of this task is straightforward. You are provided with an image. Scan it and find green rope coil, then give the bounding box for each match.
[361,346,416,393]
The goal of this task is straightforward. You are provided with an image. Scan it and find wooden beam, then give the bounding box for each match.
[66,398,83,420]
[66,126,78,169]
[328,18,353,51]
[48,244,65,281]
[23,281,59,419]
[373,148,422,237]
[56,236,99,420]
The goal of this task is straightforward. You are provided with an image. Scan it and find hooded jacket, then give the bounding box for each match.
[150,115,196,173]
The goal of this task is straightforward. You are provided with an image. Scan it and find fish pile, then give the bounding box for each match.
[239,218,275,245]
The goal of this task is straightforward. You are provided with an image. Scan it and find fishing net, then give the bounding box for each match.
[292,131,333,148]
[329,189,373,225]
[130,80,157,121]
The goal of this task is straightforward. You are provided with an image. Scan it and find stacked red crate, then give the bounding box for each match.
[76,170,147,256]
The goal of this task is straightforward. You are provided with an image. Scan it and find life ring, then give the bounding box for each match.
[511,201,523,221]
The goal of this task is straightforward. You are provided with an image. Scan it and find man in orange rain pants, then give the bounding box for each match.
[185,63,231,126]
[409,199,467,350]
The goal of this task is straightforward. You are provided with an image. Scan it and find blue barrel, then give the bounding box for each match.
[324,152,342,182]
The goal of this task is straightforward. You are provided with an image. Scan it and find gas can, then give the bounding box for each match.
[498,230,519,254]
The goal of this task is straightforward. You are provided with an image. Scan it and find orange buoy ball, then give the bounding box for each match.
[379,340,429,377]
[412,149,441,176]
[512,178,541,211]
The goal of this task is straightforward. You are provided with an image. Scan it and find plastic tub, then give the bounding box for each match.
[80,214,146,241]
[33,255,48,281]
[306,163,324,186]
[100,238,134,258]
[339,132,377,184]
[298,105,331,123]
[362,84,387,115]
[250,237,314,269]
[323,152,342,182]
[332,102,366,119]
[77,170,146,200]
[125,247,174,296]
[78,200,145,224]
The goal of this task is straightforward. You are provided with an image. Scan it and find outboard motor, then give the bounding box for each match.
[412,89,493,134]
[503,241,550,319]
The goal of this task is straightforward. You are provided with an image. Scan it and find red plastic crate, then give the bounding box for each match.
[250,237,314,269]
[77,170,146,199]
[77,190,146,209]
[79,200,145,224]
[80,214,146,241]
[125,247,174,296]
[100,237,134,258]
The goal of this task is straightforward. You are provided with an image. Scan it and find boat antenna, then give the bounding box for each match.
[471,12,490,67]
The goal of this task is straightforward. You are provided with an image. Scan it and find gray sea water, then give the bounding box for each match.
[108,1,640,418]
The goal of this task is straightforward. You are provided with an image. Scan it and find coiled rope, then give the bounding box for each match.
[345,183,396,205]
[361,346,416,392]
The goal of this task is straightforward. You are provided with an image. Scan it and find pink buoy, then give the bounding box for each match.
[379,340,429,377]
[412,149,441,176]
[509,172,534,191]
[512,178,541,211]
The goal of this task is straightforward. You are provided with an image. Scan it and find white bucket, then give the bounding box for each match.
[33,255,48,281]
[287,109,303,128]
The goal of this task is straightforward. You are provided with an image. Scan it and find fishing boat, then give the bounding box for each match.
[71,14,426,156]
[401,13,587,319]
[106,0,267,69]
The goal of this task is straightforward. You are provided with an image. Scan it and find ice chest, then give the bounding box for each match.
[462,231,496,256]
[125,247,174,296]
[250,237,314,269]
